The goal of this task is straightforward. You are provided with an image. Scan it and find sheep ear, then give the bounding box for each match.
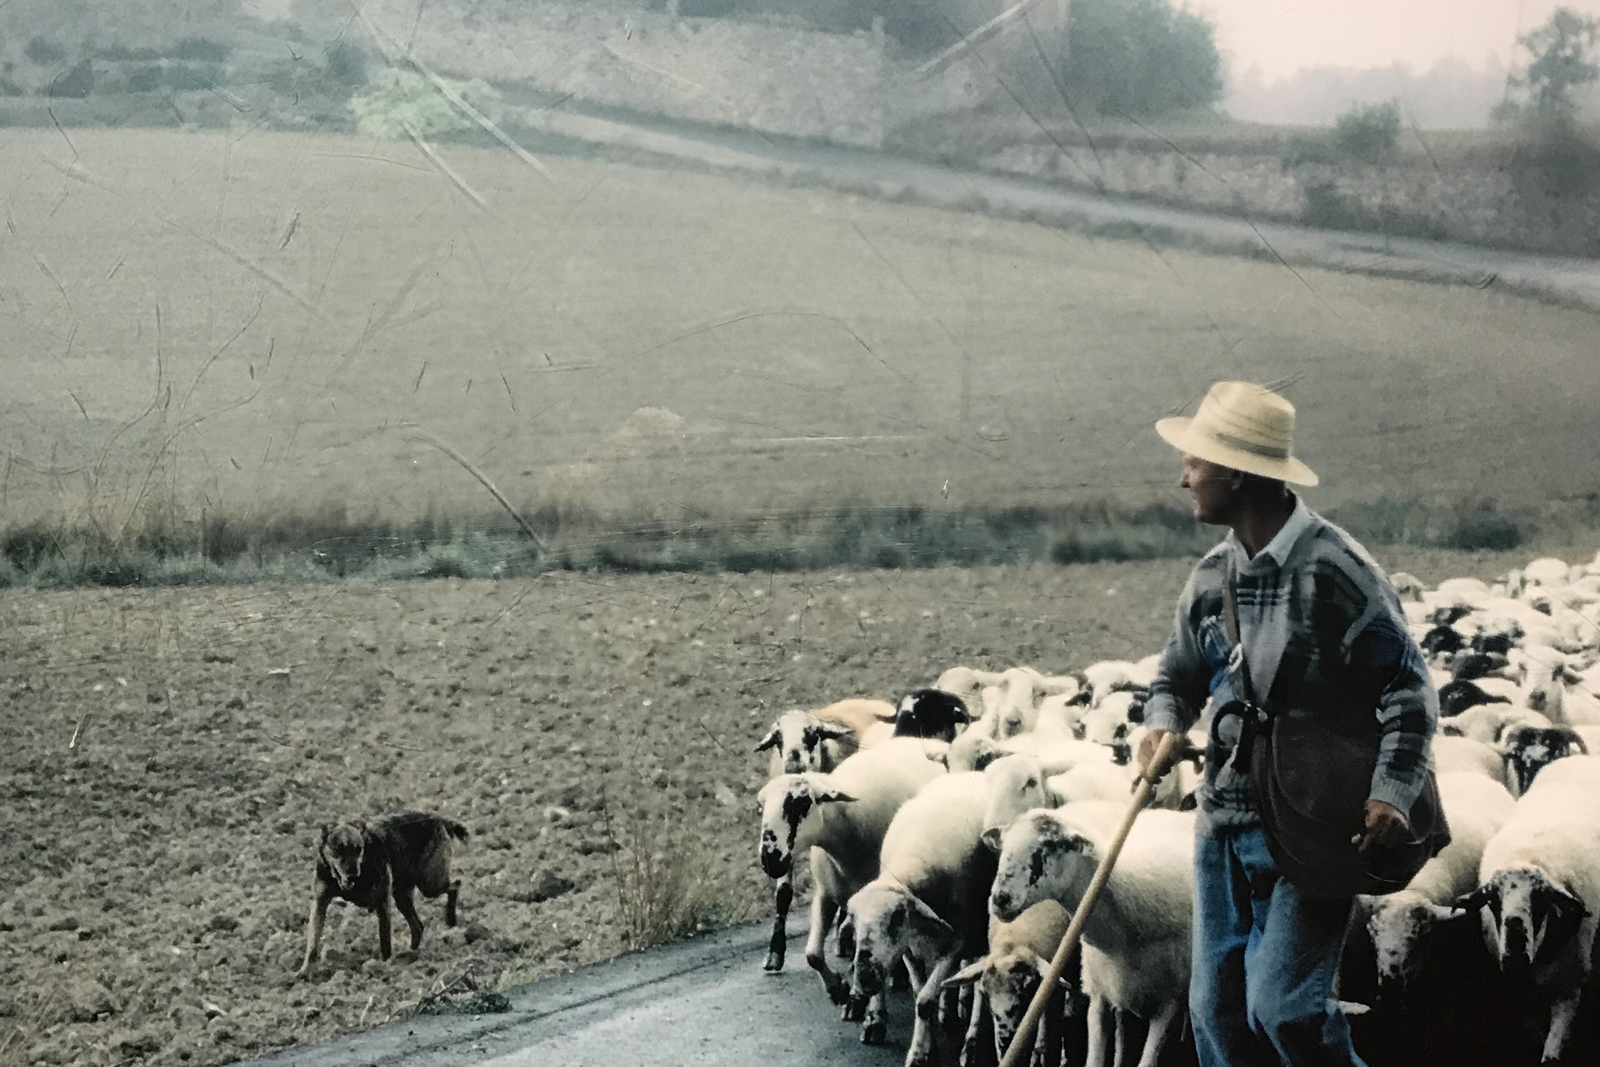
[930,748,950,768]
[1573,732,1591,755]
[755,727,781,753]
[942,960,985,989]
[1441,722,1463,737]
[1425,903,1467,923]
[949,695,971,723]
[1027,950,1053,974]
[1454,885,1495,913]
[904,894,955,942]
[1065,833,1098,860]
[813,788,857,805]
[811,721,856,741]
[981,826,1005,853]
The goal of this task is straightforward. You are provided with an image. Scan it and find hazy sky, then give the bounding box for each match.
[1199,0,1600,79]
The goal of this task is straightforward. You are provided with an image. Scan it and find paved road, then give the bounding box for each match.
[248,917,919,1067]
[498,89,1600,313]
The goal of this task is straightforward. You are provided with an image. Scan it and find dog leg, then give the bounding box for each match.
[446,880,460,927]
[296,880,335,979]
[393,884,425,953]
[376,895,394,961]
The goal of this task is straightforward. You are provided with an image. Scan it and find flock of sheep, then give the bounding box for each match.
[751,551,1600,1067]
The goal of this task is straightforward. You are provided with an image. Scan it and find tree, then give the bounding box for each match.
[1331,100,1401,163]
[1507,7,1599,119]
[1056,0,1224,118]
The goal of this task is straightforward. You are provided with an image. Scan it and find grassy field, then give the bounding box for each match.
[1,126,1598,580]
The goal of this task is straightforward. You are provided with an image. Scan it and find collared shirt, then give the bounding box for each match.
[1144,496,1438,835]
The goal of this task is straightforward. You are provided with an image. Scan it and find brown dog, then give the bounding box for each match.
[296,809,470,978]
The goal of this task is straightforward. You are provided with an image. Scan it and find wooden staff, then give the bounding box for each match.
[997,730,1181,1067]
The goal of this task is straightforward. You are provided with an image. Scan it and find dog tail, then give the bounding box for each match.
[442,817,471,844]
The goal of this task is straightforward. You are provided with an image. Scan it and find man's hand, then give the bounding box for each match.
[1353,800,1410,853]
[1136,728,1177,782]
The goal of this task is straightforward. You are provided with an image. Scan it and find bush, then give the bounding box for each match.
[349,68,503,140]
[1331,100,1401,163]
[1055,0,1225,118]
[50,59,95,98]
[173,37,231,63]
[324,41,368,88]
[24,37,66,66]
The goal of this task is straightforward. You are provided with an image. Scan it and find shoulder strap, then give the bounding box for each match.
[1221,555,1257,706]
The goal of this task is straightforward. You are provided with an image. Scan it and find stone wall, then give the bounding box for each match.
[354,0,1598,258]
[980,141,1600,258]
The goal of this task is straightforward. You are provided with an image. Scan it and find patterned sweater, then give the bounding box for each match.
[1143,496,1438,836]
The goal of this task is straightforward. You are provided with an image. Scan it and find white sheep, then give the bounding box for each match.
[753,698,895,971]
[1441,704,1552,746]
[1079,690,1141,745]
[1431,734,1510,789]
[996,666,1048,739]
[1080,659,1151,709]
[943,899,1074,1064]
[754,738,944,991]
[1521,557,1572,588]
[1463,755,1600,1064]
[989,802,1195,1067]
[755,698,896,778]
[845,770,999,1064]
[1359,771,1516,999]
[935,666,1006,713]
[1524,657,1600,725]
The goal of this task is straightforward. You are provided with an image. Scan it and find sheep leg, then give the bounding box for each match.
[1111,1008,1127,1067]
[805,890,848,1006]
[837,914,856,960]
[909,954,960,1067]
[1542,991,1582,1064]
[1135,999,1182,1067]
[862,991,889,1047]
[960,983,989,1067]
[1086,995,1109,1067]
[765,873,792,972]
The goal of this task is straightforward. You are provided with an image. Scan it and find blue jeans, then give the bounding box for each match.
[1191,827,1367,1067]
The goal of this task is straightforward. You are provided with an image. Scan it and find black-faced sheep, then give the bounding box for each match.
[1460,755,1600,1064]
[1358,772,1516,1001]
[893,688,971,743]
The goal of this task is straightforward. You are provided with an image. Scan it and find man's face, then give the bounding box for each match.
[1179,454,1240,525]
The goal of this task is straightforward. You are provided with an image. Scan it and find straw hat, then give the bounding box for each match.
[1156,381,1319,487]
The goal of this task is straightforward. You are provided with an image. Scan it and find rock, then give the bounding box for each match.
[462,922,493,944]
[206,914,240,933]
[576,838,620,855]
[414,990,512,1016]
[66,978,116,1022]
[511,871,575,904]
[114,1028,164,1057]
[47,915,80,932]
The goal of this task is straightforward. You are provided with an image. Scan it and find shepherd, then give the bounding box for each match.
[1137,381,1440,1067]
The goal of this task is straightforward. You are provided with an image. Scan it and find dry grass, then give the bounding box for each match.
[601,795,718,952]
[1,127,1598,552]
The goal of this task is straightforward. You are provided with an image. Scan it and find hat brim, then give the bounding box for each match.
[1156,417,1319,487]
